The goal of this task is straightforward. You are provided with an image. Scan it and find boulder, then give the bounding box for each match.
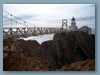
[11,39,43,58]
[41,40,64,69]
[53,32,75,63]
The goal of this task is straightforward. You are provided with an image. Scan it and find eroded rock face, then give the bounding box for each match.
[53,32,68,41]
[6,31,95,70]
[67,31,95,59]
[58,59,95,71]
[3,53,49,71]
[11,39,43,58]
[53,31,95,63]
[3,53,95,71]
[53,32,75,63]
[41,40,64,69]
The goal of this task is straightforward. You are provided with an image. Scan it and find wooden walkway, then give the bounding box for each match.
[3,27,62,40]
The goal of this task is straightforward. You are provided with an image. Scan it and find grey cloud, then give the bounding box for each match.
[12,14,38,21]
[77,16,95,21]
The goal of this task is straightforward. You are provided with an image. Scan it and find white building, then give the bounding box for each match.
[78,26,92,34]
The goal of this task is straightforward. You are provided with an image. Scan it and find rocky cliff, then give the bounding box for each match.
[3,31,95,71]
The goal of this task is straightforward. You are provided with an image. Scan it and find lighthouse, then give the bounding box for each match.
[71,17,76,26]
[69,17,77,31]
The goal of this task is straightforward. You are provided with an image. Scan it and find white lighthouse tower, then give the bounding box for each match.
[69,17,77,31]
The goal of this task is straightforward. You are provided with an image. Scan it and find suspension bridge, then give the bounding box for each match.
[3,10,67,57]
[3,10,66,40]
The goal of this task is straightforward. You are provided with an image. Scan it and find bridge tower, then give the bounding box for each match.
[62,19,67,32]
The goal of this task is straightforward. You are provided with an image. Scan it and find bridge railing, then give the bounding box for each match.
[3,27,61,40]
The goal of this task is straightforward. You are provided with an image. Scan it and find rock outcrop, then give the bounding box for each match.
[3,53,95,71]
[53,31,95,63]
[11,39,43,58]
[3,53,49,71]
[41,40,64,69]
[4,31,95,71]
[58,59,95,71]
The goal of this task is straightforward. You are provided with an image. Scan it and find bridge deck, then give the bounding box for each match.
[3,27,62,40]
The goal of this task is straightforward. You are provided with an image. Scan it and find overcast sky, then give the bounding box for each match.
[3,4,95,28]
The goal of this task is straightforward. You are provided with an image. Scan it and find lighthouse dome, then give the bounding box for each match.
[71,17,76,20]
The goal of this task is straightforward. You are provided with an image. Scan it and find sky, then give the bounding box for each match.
[3,4,95,28]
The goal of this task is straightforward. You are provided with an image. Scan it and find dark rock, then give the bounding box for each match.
[11,39,43,58]
[53,32,68,40]
[3,53,94,71]
[53,32,75,63]
[53,31,95,64]
[67,31,95,59]
[41,40,64,69]
[58,59,95,71]
[90,34,95,40]
[3,53,49,71]
[5,31,95,70]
